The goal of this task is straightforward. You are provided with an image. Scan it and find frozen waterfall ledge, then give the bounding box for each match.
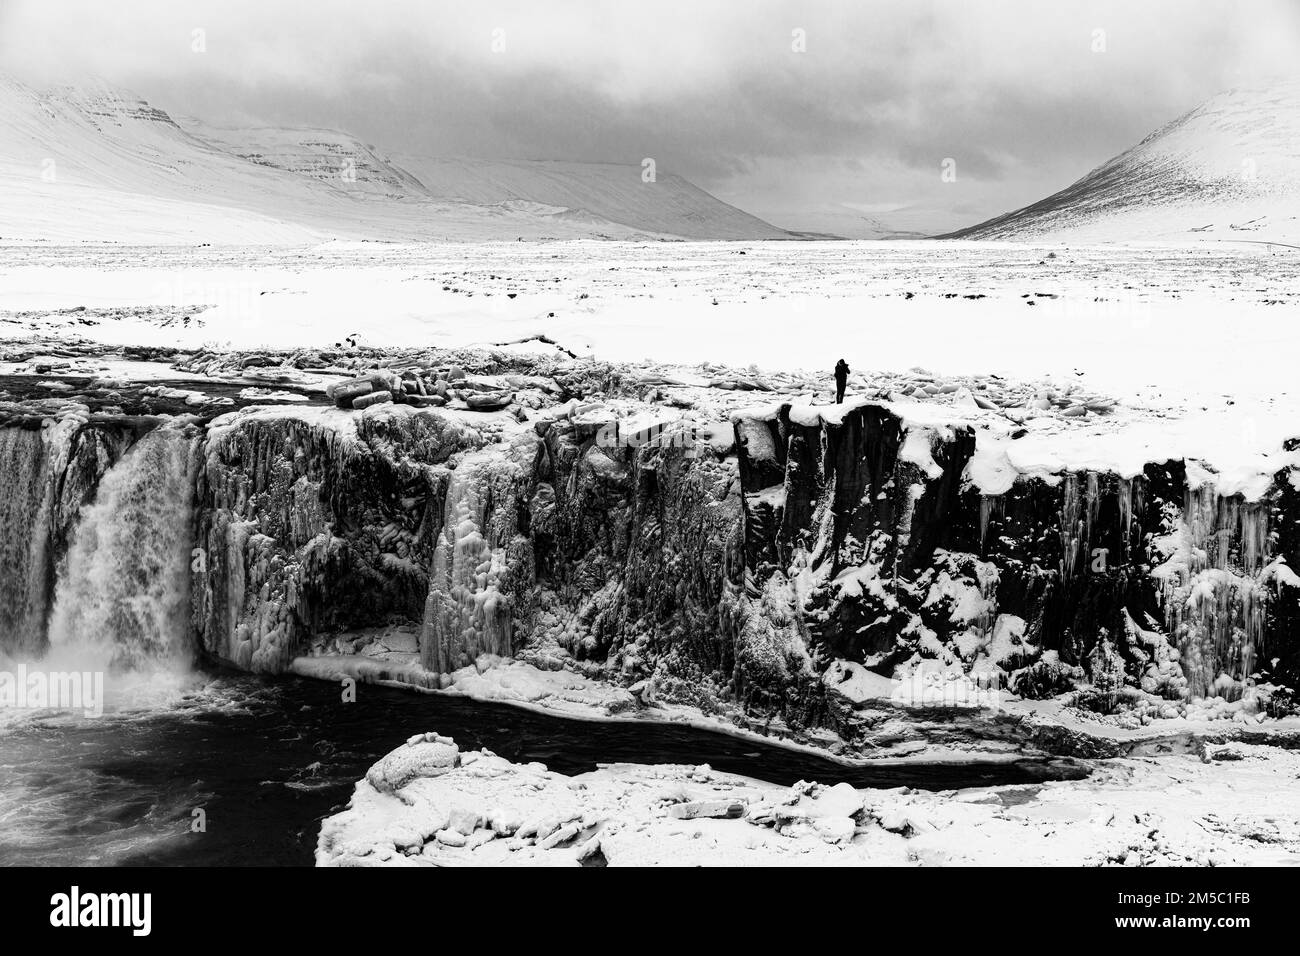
[317,733,1300,866]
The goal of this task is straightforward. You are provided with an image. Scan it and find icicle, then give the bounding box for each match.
[1118,476,1133,559]
[1059,473,1083,578]
[1084,472,1101,548]
[978,494,1003,553]
[1241,503,1268,576]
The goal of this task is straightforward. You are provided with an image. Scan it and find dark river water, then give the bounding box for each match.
[0,671,1086,867]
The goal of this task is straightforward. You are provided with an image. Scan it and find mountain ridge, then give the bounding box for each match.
[945,83,1300,242]
[0,76,790,244]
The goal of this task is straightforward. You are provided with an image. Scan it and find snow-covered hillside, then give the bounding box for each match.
[0,78,788,243]
[949,83,1300,243]
[182,121,431,201]
[387,155,787,241]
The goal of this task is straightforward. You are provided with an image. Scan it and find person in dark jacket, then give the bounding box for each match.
[834,358,850,404]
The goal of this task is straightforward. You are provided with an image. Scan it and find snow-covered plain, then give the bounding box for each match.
[4,238,1300,492]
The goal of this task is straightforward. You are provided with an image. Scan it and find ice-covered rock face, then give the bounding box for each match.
[10,371,1300,735]
[193,406,485,672]
[188,401,750,700]
[733,400,1300,726]
[527,414,745,688]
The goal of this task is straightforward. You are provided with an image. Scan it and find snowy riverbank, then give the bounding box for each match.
[317,732,1300,866]
[290,642,1300,765]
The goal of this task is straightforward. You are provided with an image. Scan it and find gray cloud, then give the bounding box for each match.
[3,0,1298,234]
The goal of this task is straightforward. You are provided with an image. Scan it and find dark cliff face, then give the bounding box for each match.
[8,394,1297,734]
[192,407,748,695]
[733,400,1295,722]
[194,410,479,672]
[530,416,744,700]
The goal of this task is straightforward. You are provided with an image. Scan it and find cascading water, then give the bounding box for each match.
[0,425,59,656]
[45,425,201,673]
[420,459,517,674]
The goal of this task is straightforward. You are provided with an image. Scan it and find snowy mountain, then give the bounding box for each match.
[948,83,1300,243]
[0,78,789,243]
[383,154,786,241]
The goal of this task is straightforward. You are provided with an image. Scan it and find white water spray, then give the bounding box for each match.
[0,426,58,656]
[45,426,200,674]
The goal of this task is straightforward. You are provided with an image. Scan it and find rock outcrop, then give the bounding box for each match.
[6,372,1300,739]
[192,407,482,672]
[732,400,1300,730]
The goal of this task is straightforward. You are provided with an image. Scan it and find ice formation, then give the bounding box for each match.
[420,453,524,674]
[1153,484,1273,698]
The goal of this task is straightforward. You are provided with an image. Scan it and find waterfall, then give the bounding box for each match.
[420,460,517,675]
[45,426,200,672]
[0,426,59,657]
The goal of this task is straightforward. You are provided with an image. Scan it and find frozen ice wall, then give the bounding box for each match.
[420,455,524,674]
[1154,485,1272,699]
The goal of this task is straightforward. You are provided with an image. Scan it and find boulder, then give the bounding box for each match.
[813,817,856,845]
[365,738,459,794]
[488,808,522,836]
[538,822,582,849]
[327,379,374,408]
[435,828,467,847]
[353,390,394,410]
[447,807,482,836]
[808,782,864,820]
[575,835,603,862]
[465,390,514,412]
[666,799,745,820]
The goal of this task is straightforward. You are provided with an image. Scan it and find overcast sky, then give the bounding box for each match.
[2,0,1298,235]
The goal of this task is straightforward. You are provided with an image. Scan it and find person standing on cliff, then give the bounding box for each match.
[834,358,850,404]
